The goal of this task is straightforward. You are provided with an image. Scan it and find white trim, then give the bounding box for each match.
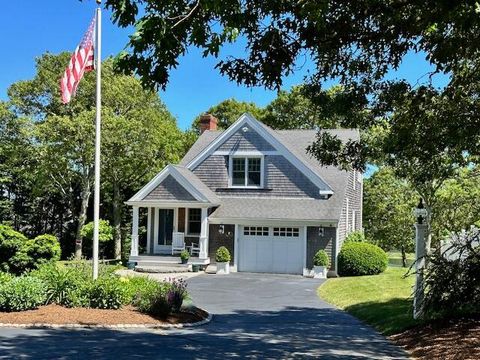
[128,165,218,204]
[125,201,213,208]
[208,217,338,227]
[146,207,152,254]
[234,224,239,269]
[186,208,202,237]
[153,208,159,254]
[302,226,307,273]
[228,155,264,188]
[213,150,279,156]
[185,113,333,193]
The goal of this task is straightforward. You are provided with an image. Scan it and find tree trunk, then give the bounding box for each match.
[400,244,407,268]
[112,182,122,259]
[74,187,91,259]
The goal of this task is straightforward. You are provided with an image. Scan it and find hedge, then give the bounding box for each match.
[338,242,388,276]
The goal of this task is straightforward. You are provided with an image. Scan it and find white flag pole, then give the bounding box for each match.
[92,2,102,280]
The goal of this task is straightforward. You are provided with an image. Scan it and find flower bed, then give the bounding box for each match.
[0,261,207,327]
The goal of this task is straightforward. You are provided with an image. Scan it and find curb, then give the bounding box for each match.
[0,310,212,330]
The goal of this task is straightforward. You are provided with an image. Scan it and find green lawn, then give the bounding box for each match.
[387,251,415,268]
[318,267,421,335]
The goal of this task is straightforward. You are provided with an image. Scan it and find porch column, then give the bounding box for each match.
[199,207,209,259]
[130,206,139,256]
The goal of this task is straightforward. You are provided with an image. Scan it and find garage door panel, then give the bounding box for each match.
[239,226,303,275]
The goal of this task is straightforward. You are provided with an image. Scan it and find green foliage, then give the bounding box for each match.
[121,275,160,305]
[313,250,329,267]
[180,250,190,261]
[0,276,46,312]
[88,276,127,310]
[0,225,60,274]
[133,280,173,318]
[192,98,266,131]
[338,242,388,276]
[215,246,231,263]
[80,220,114,244]
[0,272,13,284]
[344,231,366,244]
[0,224,26,273]
[423,228,480,318]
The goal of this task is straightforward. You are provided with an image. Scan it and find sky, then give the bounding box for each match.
[1,0,447,130]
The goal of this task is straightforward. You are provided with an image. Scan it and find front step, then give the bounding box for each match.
[135,264,190,273]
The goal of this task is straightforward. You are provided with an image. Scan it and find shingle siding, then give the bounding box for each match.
[208,224,235,264]
[337,170,363,250]
[217,125,275,151]
[307,227,336,271]
[143,175,196,201]
[193,154,320,198]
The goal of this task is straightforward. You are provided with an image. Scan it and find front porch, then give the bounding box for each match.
[128,205,211,263]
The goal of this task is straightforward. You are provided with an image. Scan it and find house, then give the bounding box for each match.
[126,113,362,276]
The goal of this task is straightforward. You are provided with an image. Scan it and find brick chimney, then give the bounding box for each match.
[199,114,218,134]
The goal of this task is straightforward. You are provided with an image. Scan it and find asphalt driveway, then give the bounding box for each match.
[0,272,408,359]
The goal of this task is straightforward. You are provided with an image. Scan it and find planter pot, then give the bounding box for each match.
[127,261,137,270]
[192,264,200,272]
[313,265,327,279]
[181,258,189,264]
[216,262,230,275]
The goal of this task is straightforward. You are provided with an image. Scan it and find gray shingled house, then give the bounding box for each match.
[126,113,362,276]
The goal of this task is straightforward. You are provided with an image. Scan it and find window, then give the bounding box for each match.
[244,226,269,236]
[273,227,299,237]
[230,156,263,187]
[187,208,201,235]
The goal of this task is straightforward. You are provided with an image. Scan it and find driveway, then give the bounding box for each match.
[0,273,408,359]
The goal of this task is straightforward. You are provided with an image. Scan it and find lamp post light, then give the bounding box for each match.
[413,198,428,319]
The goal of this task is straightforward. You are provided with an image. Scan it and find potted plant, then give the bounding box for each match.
[180,250,190,264]
[215,246,231,274]
[313,250,329,279]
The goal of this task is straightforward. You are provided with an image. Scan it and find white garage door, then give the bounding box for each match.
[238,226,304,274]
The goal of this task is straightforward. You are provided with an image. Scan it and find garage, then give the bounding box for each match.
[238,226,304,274]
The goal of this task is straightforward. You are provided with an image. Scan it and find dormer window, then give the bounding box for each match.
[229,156,264,188]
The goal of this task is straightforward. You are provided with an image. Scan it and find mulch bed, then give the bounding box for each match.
[0,304,207,326]
[390,316,480,360]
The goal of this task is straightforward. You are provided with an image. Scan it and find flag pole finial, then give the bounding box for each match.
[96,0,101,5]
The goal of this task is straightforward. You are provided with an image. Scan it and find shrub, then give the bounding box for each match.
[0,272,13,284]
[133,280,173,318]
[0,225,61,274]
[31,263,87,306]
[180,250,190,262]
[121,275,160,305]
[338,242,388,276]
[344,231,366,244]
[215,246,231,263]
[313,250,330,267]
[11,235,61,273]
[0,225,27,273]
[0,276,46,312]
[422,228,480,318]
[87,276,127,309]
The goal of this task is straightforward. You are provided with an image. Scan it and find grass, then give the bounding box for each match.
[387,251,415,268]
[318,267,421,335]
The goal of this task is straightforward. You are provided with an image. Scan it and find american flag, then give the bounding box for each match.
[61,17,96,104]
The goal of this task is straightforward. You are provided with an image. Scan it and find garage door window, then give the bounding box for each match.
[244,226,269,236]
[273,227,299,237]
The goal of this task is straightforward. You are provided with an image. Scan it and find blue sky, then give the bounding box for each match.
[1,0,447,130]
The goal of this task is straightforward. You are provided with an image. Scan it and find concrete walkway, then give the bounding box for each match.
[0,272,408,359]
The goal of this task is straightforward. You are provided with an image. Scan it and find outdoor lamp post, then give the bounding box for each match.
[413,198,428,319]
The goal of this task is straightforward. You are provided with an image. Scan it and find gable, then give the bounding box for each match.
[217,124,275,152]
[185,113,333,194]
[143,175,196,201]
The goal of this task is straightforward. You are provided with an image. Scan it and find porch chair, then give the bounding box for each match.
[189,242,200,257]
[172,232,186,255]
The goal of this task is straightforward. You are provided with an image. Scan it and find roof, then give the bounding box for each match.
[127,164,220,205]
[180,125,357,220]
[208,197,340,222]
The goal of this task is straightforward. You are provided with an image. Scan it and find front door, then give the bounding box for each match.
[154,209,174,254]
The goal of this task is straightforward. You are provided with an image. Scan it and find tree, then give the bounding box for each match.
[192,98,266,131]
[8,53,184,259]
[364,168,416,267]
